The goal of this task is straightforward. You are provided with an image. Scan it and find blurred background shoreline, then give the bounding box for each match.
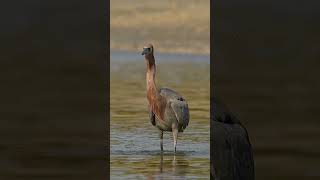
[111,0,210,55]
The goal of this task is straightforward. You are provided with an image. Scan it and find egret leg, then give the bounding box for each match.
[172,128,178,153]
[159,130,163,151]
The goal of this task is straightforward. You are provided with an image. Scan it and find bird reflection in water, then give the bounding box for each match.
[147,152,189,180]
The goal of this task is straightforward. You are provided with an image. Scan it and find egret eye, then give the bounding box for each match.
[143,48,151,52]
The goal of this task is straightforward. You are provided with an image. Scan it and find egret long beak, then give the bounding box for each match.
[141,48,149,55]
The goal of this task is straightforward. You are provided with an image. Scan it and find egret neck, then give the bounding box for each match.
[145,54,165,121]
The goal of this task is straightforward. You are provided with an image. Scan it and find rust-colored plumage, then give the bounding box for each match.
[145,55,166,122]
[142,44,190,153]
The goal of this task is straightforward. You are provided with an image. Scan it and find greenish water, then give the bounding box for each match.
[110,51,210,179]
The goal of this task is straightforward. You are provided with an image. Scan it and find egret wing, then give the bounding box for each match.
[170,100,189,130]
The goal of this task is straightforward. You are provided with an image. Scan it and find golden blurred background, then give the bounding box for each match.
[111,0,210,55]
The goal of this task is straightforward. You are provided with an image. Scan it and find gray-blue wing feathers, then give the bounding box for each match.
[170,100,189,130]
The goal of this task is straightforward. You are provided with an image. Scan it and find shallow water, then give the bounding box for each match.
[110,51,210,179]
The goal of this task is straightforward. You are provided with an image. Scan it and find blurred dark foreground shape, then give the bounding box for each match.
[0,0,107,179]
[211,98,255,180]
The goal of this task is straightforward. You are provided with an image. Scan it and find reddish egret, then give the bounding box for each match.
[141,44,190,153]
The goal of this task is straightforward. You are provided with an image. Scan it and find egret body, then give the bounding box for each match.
[142,44,190,153]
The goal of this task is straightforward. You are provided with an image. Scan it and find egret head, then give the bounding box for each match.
[141,44,154,56]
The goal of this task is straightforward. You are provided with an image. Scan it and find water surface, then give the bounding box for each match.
[110,51,210,179]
